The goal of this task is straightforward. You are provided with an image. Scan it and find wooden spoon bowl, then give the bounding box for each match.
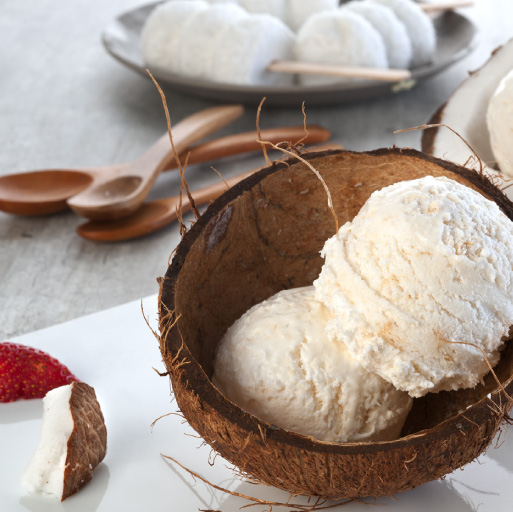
[0,169,93,215]
[159,148,513,499]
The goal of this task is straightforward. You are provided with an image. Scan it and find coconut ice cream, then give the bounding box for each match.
[141,0,295,86]
[213,286,412,443]
[314,176,513,398]
[344,0,412,69]
[204,0,338,31]
[370,0,436,67]
[294,9,388,86]
[141,0,209,75]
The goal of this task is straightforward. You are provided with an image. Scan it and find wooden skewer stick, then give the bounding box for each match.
[418,1,474,13]
[268,60,412,83]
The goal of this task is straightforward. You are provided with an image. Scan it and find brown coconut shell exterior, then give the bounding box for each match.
[159,148,513,499]
[62,382,107,501]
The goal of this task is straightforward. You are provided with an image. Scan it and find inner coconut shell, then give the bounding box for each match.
[159,148,513,499]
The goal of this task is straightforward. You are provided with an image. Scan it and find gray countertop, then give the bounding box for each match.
[1,0,511,339]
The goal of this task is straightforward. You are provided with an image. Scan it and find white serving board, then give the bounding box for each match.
[1,295,513,511]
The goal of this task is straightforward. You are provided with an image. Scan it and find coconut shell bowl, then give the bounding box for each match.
[158,148,513,499]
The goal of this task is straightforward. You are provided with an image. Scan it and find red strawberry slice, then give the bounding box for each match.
[0,342,79,403]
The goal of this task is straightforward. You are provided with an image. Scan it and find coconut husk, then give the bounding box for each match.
[62,382,107,500]
[158,148,513,499]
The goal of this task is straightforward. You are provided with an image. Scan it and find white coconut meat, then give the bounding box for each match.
[174,3,247,79]
[370,0,436,68]
[141,0,208,73]
[20,382,107,501]
[287,0,339,32]
[210,13,295,86]
[344,1,412,69]
[295,10,388,86]
[20,385,73,499]
[487,69,513,177]
[424,38,513,182]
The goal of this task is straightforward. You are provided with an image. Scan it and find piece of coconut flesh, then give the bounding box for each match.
[487,68,513,177]
[20,382,107,501]
[423,38,513,191]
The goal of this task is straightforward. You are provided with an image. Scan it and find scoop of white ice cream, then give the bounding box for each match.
[314,176,513,397]
[174,3,247,79]
[238,0,287,22]
[287,0,339,31]
[142,1,294,86]
[294,10,388,86]
[205,0,337,31]
[213,286,412,443]
[210,12,295,86]
[344,1,412,69]
[487,68,513,178]
[141,1,208,73]
[370,0,436,68]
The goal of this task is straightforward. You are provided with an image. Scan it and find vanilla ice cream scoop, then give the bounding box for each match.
[370,0,436,68]
[487,68,513,178]
[213,286,412,443]
[294,9,388,86]
[141,0,294,86]
[344,1,412,69]
[314,176,513,398]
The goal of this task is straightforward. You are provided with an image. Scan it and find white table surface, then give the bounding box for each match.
[1,295,513,512]
[1,0,513,339]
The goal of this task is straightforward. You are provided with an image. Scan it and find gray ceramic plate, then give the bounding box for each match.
[102,2,477,106]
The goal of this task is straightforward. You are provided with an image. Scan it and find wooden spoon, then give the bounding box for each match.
[77,169,254,242]
[0,123,328,217]
[66,105,244,221]
[76,144,343,242]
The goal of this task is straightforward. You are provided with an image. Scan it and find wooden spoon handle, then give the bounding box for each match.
[130,104,244,178]
[268,61,411,82]
[164,125,331,169]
